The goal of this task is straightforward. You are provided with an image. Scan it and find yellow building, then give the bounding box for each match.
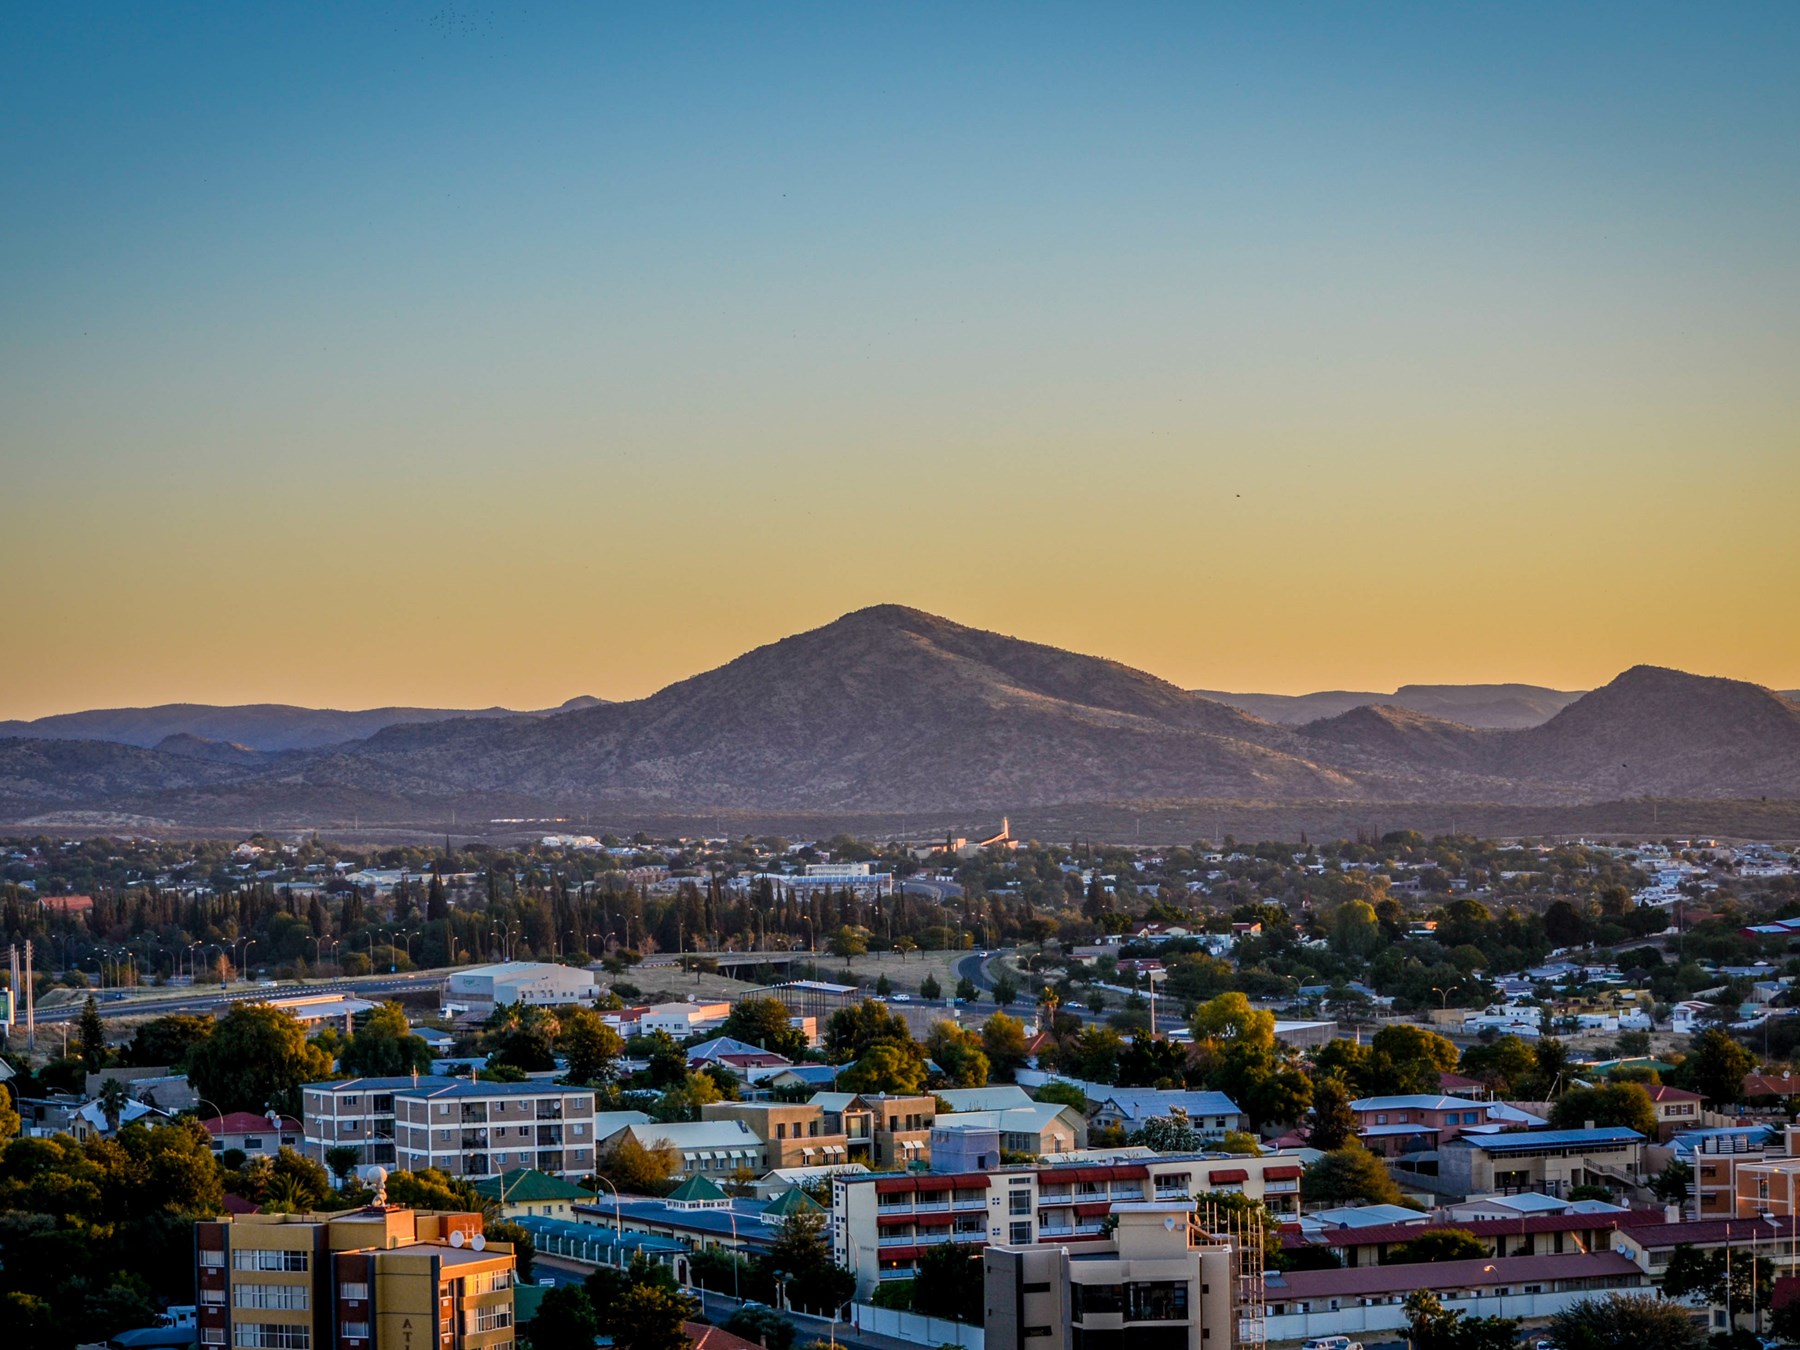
[196,1206,516,1350]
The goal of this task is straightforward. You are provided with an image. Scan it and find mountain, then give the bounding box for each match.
[1197,683,1581,729]
[0,695,605,753]
[0,608,1794,828]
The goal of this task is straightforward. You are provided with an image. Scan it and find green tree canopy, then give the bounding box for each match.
[925,1022,990,1088]
[125,1015,215,1069]
[719,997,809,1060]
[187,1004,333,1115]
[981,1012,1029,1081]
[1547,1082,1656,1137]
[556,1007,626,1086]
[338,1002,433,1078]
[1301,1143,1409,1208]
[1545,1293,1705,1350]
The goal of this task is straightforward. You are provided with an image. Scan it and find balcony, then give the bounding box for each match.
[536,1103,563,1121]
[878,1234,917,1248]
[461,1130,489,1149]
[1110,1187,1145,1201]
[877,1198,913,1213]
[460,1106,488,1124]
[953,1197,987,1211]
[537,1126,564,1147]
[1039,1190,1074,1207]
[952,1229,986,1244]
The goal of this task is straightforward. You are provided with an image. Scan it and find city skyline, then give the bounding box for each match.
[4,3,1797,719]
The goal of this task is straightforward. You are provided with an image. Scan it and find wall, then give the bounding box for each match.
[1265,1284,1646,1345]
[852,1303,984,1350]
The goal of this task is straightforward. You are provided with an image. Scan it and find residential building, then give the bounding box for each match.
[392,1080,601,1180]
[1676,1126,1783,1217]
[1348,1094,1513,1156]
[194,1206,516,1350]
[204,1112,304,1160]
[471,1169,593,1221]
[856,1093,938,1168]
[1645,1085,1704,1141]
[699,1102,851,1170]
[1263,1252,1648,1346]
[831,1149,1318,1296]
[602,1118,767,1179]
[441,962,596,1014]
[1089,1090,1243,1140]
[809,1092,875,1161]
[236,994,377,1034]
[983,1205,1238,1350]
[931,1102,1086,1158]
[302,1078,458,1169]
[1283,1210,1648,1269]
[633,1002,733,1038]
[1435,1127,1645,1200]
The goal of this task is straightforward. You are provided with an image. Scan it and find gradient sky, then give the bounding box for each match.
[3,2,1797,719]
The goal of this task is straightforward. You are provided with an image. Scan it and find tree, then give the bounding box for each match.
[764,1209,854,1314]
[1136,1114,1203,1152]
[126,1015,214,1068]
[264,1147,332,1211]
[556,1008,626,1086]
[338,1002,433,1078]
[325,1146,361,1185]
[1673,1027,1756,1106]
[1403,1290,1518,1350]
[826,926,868,959]
[78,997,108,1071]
[911,1242,984,1324]
[530,1285,600,1350]
[1330,901,1383,958]
[1301,1143,1408,1207]
[1368,1023,1459,1095]
[600,1133,676,1194]
[1545,1293,1705,1350]
[919,974,942,1001]
[1659,1242,1771,1313]
[925,1023,989,1088]
[1062,1025,1123,1083]
[1191,993,1276,1050]
[485,1002,559,1073]
[609,1282,697,1350]
[187,1003,334,1115]
[725,1307,796,1350]
[825,1000,912,1061]
[955,977,978,1003]
[990,974,1019,1008]
[1034,1081,1087,1112]
[1217,1130,1262,1156]
[1215,1041,1312,1128]
[981,1013,1029,1081]
[1548,1083,1656,1137]
[1650,1159,1693,1206]
[839,1042,927,1095]
[1457,1034,1537,1097]
[720,997,809,1060]
[1385,1229,1486,1264]
[1307,1076,1357,1151]
[97,1077,131,1134]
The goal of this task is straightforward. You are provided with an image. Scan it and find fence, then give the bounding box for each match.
[851,1302,984,1349]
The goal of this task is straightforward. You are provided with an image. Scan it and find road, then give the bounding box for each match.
[34,969,450,1022]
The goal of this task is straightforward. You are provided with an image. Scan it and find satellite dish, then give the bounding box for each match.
[449,1230,466,1248]
[471,1234,487,1252]
[1164,1216,1178,1231]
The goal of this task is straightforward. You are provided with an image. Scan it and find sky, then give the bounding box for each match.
[2,2,1797,719]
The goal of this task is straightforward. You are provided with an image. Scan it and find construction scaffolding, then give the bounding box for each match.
[1198,1201,1268,1350]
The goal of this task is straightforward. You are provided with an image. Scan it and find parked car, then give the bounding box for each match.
[1300,1338,1363,1350]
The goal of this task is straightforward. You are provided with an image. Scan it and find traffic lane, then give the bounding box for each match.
[35,971,447,1021]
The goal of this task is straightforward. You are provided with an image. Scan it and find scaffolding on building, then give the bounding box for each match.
[1198,1201,1267,1350]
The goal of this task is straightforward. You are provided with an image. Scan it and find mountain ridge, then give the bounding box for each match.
[1,607,1796,827]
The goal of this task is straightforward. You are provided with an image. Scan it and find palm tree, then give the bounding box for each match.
[98,1077,130,1134]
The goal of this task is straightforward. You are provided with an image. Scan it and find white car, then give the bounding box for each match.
[1300,1338,1362,1350]
[890,993,911,1001]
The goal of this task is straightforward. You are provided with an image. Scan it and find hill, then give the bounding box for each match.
[0,695,604,752]
[1197,683,1581,729]
[0,609,1794,828]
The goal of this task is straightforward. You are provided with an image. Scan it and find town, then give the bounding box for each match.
[3,829,1800,1350]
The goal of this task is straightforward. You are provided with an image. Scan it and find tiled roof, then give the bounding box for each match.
[1621,1215,1800,1247]
[203,1111,300,1134]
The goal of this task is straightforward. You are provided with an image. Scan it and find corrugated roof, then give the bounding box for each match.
[1443,1127,1643,1152]
[1270,1250,1643,1299]
[472,1169,592,1204]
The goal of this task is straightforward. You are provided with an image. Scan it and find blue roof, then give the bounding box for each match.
[1444,1127,1642,1153]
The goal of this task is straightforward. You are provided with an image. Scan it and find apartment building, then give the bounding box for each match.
[1348,1094,1502,1156]
[603,1118,768,1179]
[856,1093,938,1168]
[1734,1156,1800,1217]
[1436,1128,1645,1200]
[1680,1126,1786,1217]
[1645,1085,1704,1141]
[831,1148,1317,1297]
[194,1206,516,1350]
[699,1102,850,1170]
[302,1078,459,1169]
[393,1081,600,1180]
[984,1206,1238,1350]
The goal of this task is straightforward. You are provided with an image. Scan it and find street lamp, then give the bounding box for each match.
[234,937,257,979]
[590,1174,625,1240]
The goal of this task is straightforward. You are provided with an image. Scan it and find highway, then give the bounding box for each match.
[33,969,451,1023]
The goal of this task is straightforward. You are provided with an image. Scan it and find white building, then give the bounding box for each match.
[442,961,597,1013]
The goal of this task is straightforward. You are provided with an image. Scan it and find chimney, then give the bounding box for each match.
[1665,1203,1681,1223]
[1585,1119,1596,1131]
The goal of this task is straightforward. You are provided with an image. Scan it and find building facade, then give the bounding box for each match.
[194,1207,516,1350]
[392,1081,599,1180]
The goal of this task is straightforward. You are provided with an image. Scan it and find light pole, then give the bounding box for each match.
[590,1174,624,1240]
[234,937,257,979]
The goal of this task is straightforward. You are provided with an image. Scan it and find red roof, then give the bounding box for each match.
[1645,1085,1702,1103]
[203,1112,301,1135]
[1744,1074,1800,1098]
[1621,1215,1800,1248]
[1208,1168,1249,1184]
[221,1193,261,1215]
[1262,1166,1304,1181]
[1439,1072,1485,1092]
[687,1324,762,1350]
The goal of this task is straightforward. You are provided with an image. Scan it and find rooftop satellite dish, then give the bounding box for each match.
[449,1230,465,1248]
[1164,1216,1178,1231]
[471,1234,486,1251]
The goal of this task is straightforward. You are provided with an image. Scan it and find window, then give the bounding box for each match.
[1023,1329,1053,1339]
[1010,1222,1032,1243]
[340,1283,369,1302]
[1023,1283,1051,1294]
[202,1331,226,1346]
[233,1324,310,1349]
[235,1284,309,1311]
[1125,1282,1188,1322]
[1010,1192,1032,1216]
[200,1250,225,1268]
[341,1325,368,1340]
[1076,1285,1124,1317]
[467,1306,513,1334]
[233,1249,309,1272]
[201,1290,226,1306]
[466,1271,512,1296]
